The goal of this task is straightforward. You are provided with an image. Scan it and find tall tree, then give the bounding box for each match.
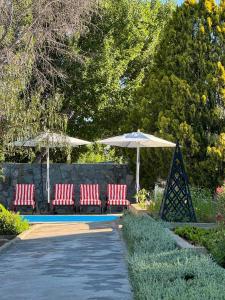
[0,0,96,160]
[59,0,174,143]
[0,0,95,82]
[134,0,225,189]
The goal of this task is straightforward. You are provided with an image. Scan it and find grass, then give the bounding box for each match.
[123,213,225,299]
[191,187,216,222]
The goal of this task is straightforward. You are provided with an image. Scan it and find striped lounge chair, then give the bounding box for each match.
[107,184,130,212]
[52,184,75,211]
[79,184,102,213]
[13,184,36,212]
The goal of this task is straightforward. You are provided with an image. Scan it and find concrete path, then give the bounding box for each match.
[0,222,132,300]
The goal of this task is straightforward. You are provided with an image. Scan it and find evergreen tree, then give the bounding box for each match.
[134,0,225,189]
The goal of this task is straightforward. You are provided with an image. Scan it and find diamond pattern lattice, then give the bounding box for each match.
[160,142,196,222]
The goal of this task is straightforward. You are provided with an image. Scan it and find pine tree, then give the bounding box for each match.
[135,0,225,189]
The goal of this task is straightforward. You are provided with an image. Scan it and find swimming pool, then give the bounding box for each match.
[21,215,120,223]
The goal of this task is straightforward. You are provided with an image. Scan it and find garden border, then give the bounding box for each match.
[165,228,207,254]
[130,203,208,254]
[0,224,42,254]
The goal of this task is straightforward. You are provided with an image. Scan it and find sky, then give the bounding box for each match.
[176,0,184,5]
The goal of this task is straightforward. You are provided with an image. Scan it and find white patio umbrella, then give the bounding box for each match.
[13,132,91,203]
[98,131,175,199]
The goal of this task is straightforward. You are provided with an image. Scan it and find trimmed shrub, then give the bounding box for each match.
[123,213,176,254]
[0,204,29,235]
[123,213,225,299]
[175,226,225,267]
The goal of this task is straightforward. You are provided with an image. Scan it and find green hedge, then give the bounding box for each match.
[122,213,225,300]
[0,204,29,235]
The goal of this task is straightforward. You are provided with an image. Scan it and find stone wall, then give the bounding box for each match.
[0,163,135,209]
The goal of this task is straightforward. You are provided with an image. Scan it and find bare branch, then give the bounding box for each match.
[0,0,97,84]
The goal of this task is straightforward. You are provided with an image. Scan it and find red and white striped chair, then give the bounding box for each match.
[13,184,35,212]
[52,184,75,210]
[80,184,102,213]
[107,184,130,211]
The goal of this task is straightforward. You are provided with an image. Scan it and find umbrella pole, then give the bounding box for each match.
[136,146,140,202]
[46,147,50,205]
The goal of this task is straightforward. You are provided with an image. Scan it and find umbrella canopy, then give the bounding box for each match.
[98,131,175,199]
[99,131,175,148]
[13,132,90,148]
[13,132,91,204]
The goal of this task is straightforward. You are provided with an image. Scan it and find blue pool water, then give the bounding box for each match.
[21,215,120,223]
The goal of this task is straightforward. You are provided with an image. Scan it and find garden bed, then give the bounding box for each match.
[165,228,207,255]
[122,213,225,299]
[174,226,225,267]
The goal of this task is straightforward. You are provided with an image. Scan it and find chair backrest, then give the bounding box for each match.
[107,184,127,200]
[80,184,100,200]
[54,184,74,200]
[15,184,35,202]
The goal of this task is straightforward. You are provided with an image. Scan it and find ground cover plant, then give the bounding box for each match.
[175,226,225,267]
[0,204,29,235]
[123,213,225,299]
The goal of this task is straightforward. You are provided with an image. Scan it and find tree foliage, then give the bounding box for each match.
[60,0,174,141]
[0,0,96,161]
[134,0,225,189]
[0,0,95,82]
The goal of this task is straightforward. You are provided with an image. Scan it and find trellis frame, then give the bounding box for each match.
[160,141,196,222]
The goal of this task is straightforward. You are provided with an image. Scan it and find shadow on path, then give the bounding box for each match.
[0,222,132,300]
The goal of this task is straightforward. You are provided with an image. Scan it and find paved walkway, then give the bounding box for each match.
[0,222,132,300]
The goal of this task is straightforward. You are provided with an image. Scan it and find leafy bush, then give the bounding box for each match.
[123,213,225,299]
[78,143,123,163]
[135,189,150,208]
[0,204,29,235]
[190,186,216,222]
[174,226,207,244]
[174,226,225,267]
